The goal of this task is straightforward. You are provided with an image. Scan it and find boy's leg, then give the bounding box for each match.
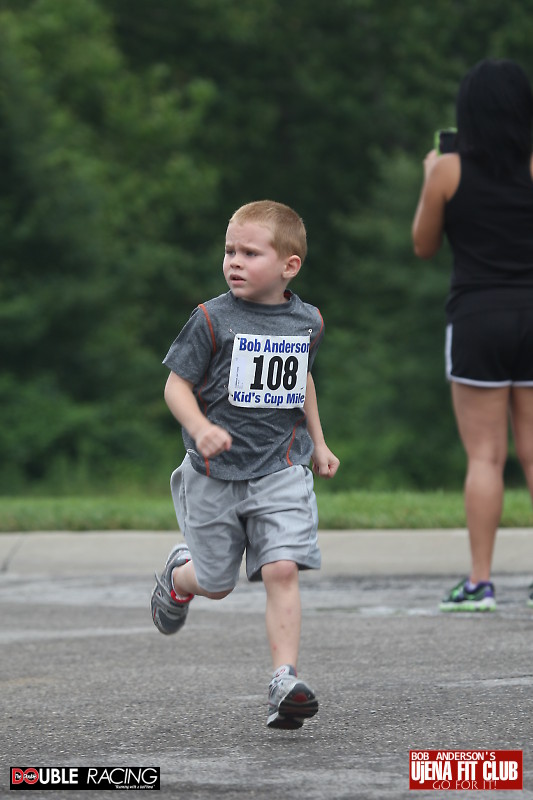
[243,466,321,728]
[262,559,318,729]
[262,560,301,670]
[172,560,232,601]
[152,458,246,634]
[151,545,235,636]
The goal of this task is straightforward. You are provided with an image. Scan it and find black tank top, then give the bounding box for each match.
[444,157,533,321]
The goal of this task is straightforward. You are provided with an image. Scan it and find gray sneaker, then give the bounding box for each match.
[151,544,193,635]
[528,583,533,608]
[267,665,318,729]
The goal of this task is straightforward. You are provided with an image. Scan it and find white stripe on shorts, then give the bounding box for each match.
[444,323,512,387]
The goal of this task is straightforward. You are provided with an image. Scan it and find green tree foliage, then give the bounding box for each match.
[2,0,533,492]
[0,0,221,490]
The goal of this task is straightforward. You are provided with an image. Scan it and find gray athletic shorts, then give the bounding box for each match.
[170,455,321,593]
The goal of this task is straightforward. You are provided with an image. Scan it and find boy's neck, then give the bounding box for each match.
[232,289,293,306]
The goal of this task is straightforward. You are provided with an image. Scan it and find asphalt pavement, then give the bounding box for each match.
[1,528,532,799]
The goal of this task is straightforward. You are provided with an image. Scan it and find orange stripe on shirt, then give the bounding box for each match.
[198,303,217,353]
[310,308,324,349]
[285,415,307,466]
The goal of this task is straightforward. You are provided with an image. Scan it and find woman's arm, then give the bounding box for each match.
[412,151,460,259]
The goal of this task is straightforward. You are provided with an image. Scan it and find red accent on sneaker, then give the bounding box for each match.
[170,590,194,604]
[273,664,297,680]
[291,692,308,703]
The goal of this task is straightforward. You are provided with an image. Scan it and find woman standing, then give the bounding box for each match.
[412,58,533,611]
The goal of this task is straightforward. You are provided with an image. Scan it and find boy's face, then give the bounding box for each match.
[223,221,301,305]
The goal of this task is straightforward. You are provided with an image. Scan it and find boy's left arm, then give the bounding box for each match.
[304,373,340,479]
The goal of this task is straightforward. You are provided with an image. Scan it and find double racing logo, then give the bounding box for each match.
[10,766,160,790]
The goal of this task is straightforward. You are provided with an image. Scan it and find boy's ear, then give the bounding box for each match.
[283,255,302,279]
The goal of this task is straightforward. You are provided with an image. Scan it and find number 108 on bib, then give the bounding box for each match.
[228,334,310,409]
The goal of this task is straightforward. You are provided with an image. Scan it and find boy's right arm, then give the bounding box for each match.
[164,371,232,458]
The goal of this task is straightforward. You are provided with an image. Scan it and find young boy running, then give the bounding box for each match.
[151,200,339,729]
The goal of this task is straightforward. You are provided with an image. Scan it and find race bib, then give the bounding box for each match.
[228,334,310,408]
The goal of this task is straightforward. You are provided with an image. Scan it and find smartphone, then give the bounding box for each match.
[435,128,458,155]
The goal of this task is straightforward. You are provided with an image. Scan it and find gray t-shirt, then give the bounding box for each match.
[163,290,325,480]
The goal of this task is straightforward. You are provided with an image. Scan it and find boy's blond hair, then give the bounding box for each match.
[229,200,307,263]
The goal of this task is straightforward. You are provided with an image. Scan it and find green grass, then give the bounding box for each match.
[0,488,532,532]
[316,488,533,529]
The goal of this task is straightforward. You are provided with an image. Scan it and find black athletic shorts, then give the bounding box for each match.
[445,308,533,387]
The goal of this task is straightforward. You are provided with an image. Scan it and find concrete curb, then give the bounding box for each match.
[0,528,531,577]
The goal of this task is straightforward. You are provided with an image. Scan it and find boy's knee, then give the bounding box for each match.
[262,559,298,584]
[203,587,234,600]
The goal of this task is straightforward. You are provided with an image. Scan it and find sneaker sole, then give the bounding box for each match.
[439,599,496,612]
[267,714,305,730]
[267,682,318,729]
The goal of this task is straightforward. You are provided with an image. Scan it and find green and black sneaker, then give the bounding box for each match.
[439,578,496,612]
[528,583,533,609]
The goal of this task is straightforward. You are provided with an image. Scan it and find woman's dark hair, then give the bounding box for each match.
[456,58,533,174]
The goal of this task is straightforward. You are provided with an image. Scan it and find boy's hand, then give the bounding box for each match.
[195,421,232,459]
[311,444,340,479]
